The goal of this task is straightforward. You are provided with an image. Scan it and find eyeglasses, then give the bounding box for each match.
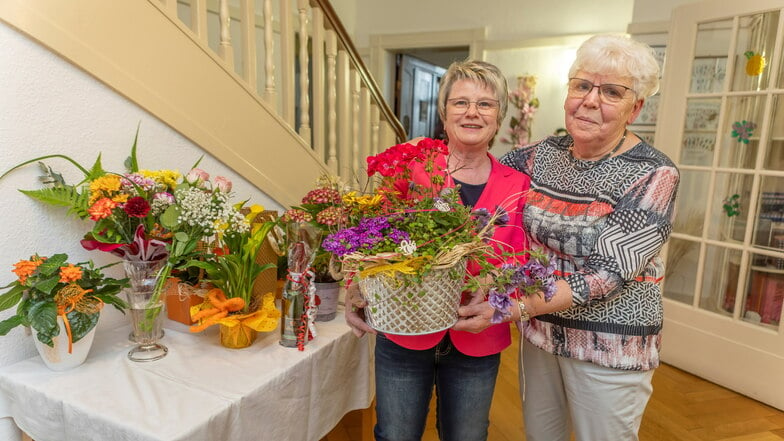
[567,78,635,104]
[446,98,500,115]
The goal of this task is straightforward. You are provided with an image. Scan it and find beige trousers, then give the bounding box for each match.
[519,338,654,441]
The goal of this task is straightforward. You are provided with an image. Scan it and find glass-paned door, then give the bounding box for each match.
[657,0,784,411]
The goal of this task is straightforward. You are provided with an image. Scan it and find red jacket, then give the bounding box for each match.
[386,152,530,356]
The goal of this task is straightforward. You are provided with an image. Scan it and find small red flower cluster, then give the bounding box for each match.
[366,138,448,178]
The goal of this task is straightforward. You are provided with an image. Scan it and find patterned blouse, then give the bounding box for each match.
[500,135,679,370]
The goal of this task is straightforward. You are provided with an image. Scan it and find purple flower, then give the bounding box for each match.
[488,289,513,324]
[493,205,510,226]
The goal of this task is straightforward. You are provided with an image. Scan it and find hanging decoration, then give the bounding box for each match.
[744,51,766,76]
[502,75,539,147]
[722,194,741,217]
[731,120,756,144]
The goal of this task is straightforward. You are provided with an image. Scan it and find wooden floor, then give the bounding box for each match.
[323,333,784,441]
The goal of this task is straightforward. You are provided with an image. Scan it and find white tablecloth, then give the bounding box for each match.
[0,312,374,441]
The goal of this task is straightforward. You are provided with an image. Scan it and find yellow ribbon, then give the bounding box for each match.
[358,256,431,278]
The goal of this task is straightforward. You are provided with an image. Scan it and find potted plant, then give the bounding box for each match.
[0,253,128,370]
[281,175,349,322]
[185,203,280,348]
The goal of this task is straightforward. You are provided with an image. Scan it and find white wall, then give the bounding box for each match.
[0,22,282,441]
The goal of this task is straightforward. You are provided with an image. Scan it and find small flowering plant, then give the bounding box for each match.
[483,249,556,323]
[0,254,128,349]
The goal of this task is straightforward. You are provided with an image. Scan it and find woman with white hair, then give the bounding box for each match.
[496,34,680,440]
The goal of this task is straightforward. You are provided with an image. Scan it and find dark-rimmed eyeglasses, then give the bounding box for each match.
[567,78,635,104]
[446,98,500,115]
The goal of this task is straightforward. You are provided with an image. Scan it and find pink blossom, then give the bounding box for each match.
[185,168,210,186]
[214,176,232,193]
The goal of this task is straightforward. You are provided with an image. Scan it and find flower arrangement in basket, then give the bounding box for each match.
[323,138,555,335]
[0,254,128,351]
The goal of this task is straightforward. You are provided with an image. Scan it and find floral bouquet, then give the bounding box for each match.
[1,131,181,263]
[502,75,540,147]
[0,254,128,351]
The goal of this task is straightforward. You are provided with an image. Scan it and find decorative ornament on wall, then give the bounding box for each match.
[744,51,766,76]
[731,120,756,144]
[723,194,741,217]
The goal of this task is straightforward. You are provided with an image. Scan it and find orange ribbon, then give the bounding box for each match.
[54,284,102,354]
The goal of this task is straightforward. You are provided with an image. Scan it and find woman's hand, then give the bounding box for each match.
[344,282,377,337]
[453,300,496,333]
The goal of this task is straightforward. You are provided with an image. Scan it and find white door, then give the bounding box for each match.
[657,0,784,410]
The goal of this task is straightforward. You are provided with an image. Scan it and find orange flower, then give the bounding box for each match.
[12,256,46,284]
[58,264,83,283]
[88,197,118,221]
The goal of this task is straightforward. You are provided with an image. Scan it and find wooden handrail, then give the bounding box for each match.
[311,0,407,143]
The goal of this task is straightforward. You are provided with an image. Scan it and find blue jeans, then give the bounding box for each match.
[374,333,501,441]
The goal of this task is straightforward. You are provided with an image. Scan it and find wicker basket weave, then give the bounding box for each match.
[357,260,466,335]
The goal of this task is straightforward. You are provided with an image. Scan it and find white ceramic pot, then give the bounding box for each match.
[314,282,340,322]
[32,316,97,371]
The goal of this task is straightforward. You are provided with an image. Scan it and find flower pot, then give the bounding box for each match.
[314,281,340,322]
[165,277,206,326]
[357,260,467,335]
[31,316,96,371]
[219,322,258,349]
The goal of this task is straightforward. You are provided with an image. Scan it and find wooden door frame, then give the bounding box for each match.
[367,28,487,107]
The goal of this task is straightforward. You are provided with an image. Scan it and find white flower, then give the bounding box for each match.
[397,239,417,256]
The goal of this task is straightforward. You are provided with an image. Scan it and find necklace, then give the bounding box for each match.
[567,130,627,170]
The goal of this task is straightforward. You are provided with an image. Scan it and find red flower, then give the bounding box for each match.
[123,196,151,218]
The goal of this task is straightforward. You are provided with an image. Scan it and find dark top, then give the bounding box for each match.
[453,178,486,207]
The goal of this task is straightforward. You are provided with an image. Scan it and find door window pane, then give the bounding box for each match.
[743,264,784,329]
[664,238,701,305]
[719,95,764,168]
[708,172,753,242]
[754,177,784,252]
[700,245,740,317]
[731,12,780,92]
[681,99,721,166]
[764,95,784,171]
[674,170,709,236]
[692,20,732,94]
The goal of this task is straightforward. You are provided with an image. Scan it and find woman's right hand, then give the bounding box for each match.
[344,281,377,337]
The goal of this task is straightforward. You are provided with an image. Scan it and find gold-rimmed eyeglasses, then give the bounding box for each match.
[567,78,635,104]
[446,98,500,115]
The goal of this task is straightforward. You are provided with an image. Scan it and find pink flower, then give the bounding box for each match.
[214,176,232,193]
[185,168,210,186]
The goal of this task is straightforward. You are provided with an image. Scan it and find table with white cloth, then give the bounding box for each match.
[0,312,374,441]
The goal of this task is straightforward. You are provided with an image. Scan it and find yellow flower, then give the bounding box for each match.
[140,169,181,189]
[244,204,265,223]
[89,175,122,204]
[343,191,382,208]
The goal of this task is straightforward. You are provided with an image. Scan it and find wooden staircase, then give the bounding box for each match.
[0,0,405,206]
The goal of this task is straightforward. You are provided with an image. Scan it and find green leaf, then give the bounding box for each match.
[161,205,181,229]
[85,154,107,182]
[28,301,58,346]
[0,315,24,336]
[0,284,25,312]
[31,274,61,296]
[19,186,90,218]
[126,124,141,173]
[66,310,99,343]
[36,253,69,275]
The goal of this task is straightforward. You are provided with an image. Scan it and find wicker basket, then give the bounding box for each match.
[357,260,466,335]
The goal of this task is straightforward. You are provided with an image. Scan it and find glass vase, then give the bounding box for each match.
[122,259,167,342]
[124,288,168,362]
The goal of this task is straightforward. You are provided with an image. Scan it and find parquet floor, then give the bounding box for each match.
[323,333,784,441]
